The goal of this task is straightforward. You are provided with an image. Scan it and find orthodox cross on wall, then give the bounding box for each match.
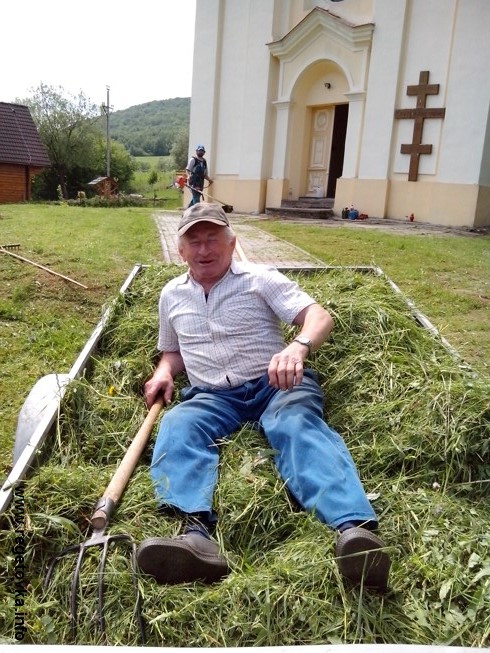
[394,71,446,181]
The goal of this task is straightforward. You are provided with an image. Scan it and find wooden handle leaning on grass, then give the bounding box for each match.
[90,396,165,530]
[0,246,89,289]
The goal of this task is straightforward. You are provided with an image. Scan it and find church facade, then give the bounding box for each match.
[189,0,490,227]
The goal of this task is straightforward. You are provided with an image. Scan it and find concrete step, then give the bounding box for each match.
[265,206,334,219]
[282,197,334,209]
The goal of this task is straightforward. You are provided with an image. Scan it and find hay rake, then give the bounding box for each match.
[44,398,164,643]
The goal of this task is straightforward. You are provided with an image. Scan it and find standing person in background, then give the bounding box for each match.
[186,145,213,207]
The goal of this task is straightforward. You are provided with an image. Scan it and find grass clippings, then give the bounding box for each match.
[1,265,489,646]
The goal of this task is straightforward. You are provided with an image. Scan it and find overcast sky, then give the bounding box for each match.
[2,0,196,111]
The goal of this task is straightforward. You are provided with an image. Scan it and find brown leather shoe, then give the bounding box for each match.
[335,527,391,591]
[136,532,230,585]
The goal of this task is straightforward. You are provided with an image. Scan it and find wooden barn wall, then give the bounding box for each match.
[0,164,43,203]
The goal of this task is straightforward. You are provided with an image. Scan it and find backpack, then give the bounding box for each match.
[188,156,207,188]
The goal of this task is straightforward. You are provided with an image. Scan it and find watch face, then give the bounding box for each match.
[296,337,310,346]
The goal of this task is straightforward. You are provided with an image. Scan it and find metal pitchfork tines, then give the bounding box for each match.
[44,397,164,644]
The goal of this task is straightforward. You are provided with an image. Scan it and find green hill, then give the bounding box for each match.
[108,97,190,157]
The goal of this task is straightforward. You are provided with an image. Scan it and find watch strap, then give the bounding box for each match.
[293,337,312,354]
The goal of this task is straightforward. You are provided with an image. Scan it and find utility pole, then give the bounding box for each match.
[102,86,113,177]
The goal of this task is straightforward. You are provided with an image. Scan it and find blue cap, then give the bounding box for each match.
[196,144,205,152]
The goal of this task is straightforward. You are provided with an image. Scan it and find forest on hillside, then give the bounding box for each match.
[108,97,190,157]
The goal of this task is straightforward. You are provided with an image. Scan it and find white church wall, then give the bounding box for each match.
[188,1,221,169]
[479,112,490,187]
[438,1,490,185]
[209,2,249,176]
[192,0,489,226]
[306,0,374,24]
[191,1,276,211]
[230,1,276,180]
[357,0,407,180]
[339,0,490,225]
[391,0,453,179]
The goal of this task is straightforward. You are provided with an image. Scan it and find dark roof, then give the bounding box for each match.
[0,102,51,166]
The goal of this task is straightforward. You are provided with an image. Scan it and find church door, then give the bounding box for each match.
[304,104,348,198]
[305,107,334,198]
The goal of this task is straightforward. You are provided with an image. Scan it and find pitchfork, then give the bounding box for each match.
[44,397,164,644]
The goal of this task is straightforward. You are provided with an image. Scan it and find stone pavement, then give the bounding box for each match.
[153,210,326,267]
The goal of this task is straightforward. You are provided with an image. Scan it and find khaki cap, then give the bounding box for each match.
[178,202,230,235]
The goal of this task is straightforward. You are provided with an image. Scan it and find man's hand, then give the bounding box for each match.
[144,351,185,408]
[268,342,307,391]
[144,373,174,408]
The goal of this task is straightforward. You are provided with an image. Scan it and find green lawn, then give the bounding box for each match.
[0,204,163,458]
[131,155,182,199]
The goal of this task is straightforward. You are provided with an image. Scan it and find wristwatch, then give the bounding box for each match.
[293,336,312,354]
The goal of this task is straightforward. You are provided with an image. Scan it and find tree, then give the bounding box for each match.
[147,169,158,198]
[21,84,134,199]
[171,127,190,170]
[92,139,136,189]
[23,84,100,198]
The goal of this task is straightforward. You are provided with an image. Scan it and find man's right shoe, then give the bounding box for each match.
[136,531,230,585]
[335,526,391,592]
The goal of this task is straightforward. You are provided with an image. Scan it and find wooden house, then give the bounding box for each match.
[0,102,51,203]
[87,176,118,198]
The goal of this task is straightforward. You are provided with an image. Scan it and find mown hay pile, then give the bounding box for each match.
[2,264,489,646]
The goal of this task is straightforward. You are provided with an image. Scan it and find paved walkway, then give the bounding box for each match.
[153,210,326,267]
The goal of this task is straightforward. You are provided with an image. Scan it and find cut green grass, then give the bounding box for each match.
[1,207,490,646]
[1,265,489,646]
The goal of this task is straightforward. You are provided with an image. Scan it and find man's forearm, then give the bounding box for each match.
[294,303,334,353]
[155,351,185,379]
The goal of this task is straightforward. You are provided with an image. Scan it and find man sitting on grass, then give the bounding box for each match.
[137,202,391,591]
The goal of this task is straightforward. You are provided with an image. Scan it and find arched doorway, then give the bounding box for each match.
[287,59,350,201]
[267,7,373,209]
[304,103,348,199]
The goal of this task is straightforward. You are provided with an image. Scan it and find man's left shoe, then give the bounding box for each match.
[335,527,391,591]
[136,531,230,585]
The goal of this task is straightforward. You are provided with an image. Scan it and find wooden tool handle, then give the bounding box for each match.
[234,239,248,262]
[90,397,164,530]
[0,246,89,289]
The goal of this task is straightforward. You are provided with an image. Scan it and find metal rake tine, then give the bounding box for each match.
[43,542,86,642]
[44,543,82,589]
[97,535,125,638]
[97,538,110,637]
[96,533,145,643]
[69,542,91,641]
[130,542,146,643]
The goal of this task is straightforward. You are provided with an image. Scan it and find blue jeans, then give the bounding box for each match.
[150,371,377,530]
[187,186,203,207]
